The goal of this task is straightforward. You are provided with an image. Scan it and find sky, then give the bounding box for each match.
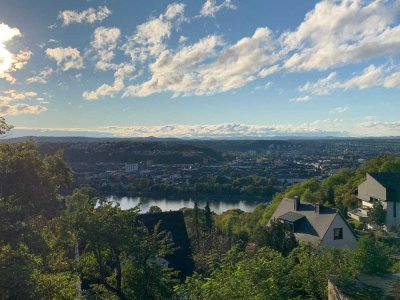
[1,0,400,138]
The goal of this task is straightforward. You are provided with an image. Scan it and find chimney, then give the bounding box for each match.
[315,203,323,214]
[294,196,300,211]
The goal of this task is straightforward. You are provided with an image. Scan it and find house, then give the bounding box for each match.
[269,197,357,249]
[137,210,195,282]
[353,172,400,230]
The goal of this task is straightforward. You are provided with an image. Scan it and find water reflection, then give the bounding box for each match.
[107,196,265,214]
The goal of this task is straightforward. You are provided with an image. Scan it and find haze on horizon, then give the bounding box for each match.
[1,0,400,139]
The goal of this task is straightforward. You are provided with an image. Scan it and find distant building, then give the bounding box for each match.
[137,211,195,282]
[350,172,400,230]
[125,163,139,173]
[269,198,357,249]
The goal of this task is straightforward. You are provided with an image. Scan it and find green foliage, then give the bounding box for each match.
[203,202,213,232]
[379,158,400,172]
[0,244,39,299]
[177,247,293,300]
[288,245,354,299]
[149,205,162,213]
[279,155,400,213]
[369,202,386,229]
[51,188,178,299]
[178,245,355,300]
[0,117,13,135]
[0,142,73,224]
[352,235,391,274]
[0,142,75,298]
[260,196,282,225]
[254,219,298,256]
[0,143,179,299]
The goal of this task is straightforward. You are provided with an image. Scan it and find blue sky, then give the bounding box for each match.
[1,0,400,138]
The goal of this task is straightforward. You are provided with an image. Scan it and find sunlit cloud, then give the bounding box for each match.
[58,6,111,26]
[27,67,54,84]
[199,0,237,17]
[289,95,310,103]
[0,23,32,84]
[299,64,400,95]
[46,47,84,71]
[12,121,347,138]
[0,103,47,116]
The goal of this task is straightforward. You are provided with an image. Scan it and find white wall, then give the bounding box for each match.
[322,214,357,249]
[358,174,387,202]
[386,201,400,229]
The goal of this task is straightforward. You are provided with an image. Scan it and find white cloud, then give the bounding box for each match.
[91,27,121,71]
[299,64,400,95]
[383,70,400,88]
[0,23,32,84]
[27,67,54,84]
[46,47,84,71]
[124,35,223,97]
[259,64,280,78]
[0,23,21,75]
[0,90,37,102]
[0,103,47,116]
[254,81,273,90]
[123,3,187,62]
[340,65,385,90]
[179,35,188,44]
[330,106,349,114]
[12,121,346,138]
[0,89,48,115]
[58,6,111,26]
[83,64,134,100]
[289,95,311,103]
[282,0,400,72]
[200,0,237,17]
[124,27,279,97]
[356,116,400,136]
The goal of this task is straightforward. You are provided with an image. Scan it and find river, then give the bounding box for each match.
[107,196,267,214]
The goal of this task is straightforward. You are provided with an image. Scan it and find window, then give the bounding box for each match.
[370,197,378,203]
[334,228,343,240]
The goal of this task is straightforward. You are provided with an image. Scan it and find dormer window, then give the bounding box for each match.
[334,228,343,240]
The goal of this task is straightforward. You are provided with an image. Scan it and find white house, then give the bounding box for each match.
[351,172,400,230]
[269,198,357,249]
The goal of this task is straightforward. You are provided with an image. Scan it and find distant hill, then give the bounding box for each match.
[1,136,182,144]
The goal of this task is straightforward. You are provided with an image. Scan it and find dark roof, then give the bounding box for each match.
[369,172,400,191]
[279,211,305,223]
[269,198,346,242]
[137,211,195,282]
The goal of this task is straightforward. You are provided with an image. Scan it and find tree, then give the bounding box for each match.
[379,158,400,172]
[369,201,386,230]
[255,219,298,256]
[52,188,178,299]
[352,235,390,274]
[177,247,293,299]
[193,199,200,247]
[0,116,13,136]
[203,202,213,232]
[0,142,75,299]
[0,244,38,299]
[149,205,162,213]
[324,186,335,205]
[177,245,355,300]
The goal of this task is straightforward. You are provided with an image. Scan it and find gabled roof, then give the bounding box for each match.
[137,211,195,282]
[369,172,400,191]
[270,198,345,242]
[279,211,304,223]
